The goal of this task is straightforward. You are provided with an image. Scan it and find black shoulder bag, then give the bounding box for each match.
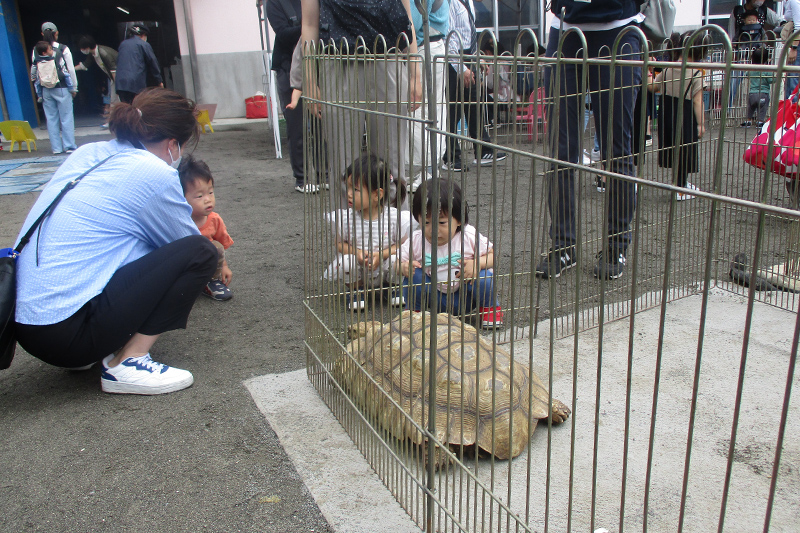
[0,154,115,369]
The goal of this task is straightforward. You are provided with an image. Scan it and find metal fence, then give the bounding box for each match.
[301,24,799,533]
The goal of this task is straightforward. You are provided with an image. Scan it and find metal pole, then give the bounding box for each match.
[257,0,283,158]
[178,0,200,102]
[0,71,9,121]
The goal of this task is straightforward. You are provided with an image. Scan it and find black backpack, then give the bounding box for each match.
[318,0,412,54]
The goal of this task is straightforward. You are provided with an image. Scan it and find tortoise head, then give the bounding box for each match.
[347,321,382,339]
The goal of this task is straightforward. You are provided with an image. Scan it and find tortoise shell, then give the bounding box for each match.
[341,310,570,460]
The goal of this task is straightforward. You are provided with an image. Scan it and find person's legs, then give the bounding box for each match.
[371,55,409,207]
[443,63,464,165]
[276,68,305,187]
[15,235,217,368]
[543,26,582,252]
[757,92,770,123]
[117,90,136,104]
[404,268,430,311]
[322,59,363,205]
[786,51,800,99]
[409,40,447,180]
[55,87,77,151]
[464,269,496,310]
[41,88,63,154]
[588,27,640,257]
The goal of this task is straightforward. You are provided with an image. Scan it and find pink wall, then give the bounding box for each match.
[173,0,264,56]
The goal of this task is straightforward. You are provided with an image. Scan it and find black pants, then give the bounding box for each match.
[16,235,217,367]
[544,25,641,253]
[117,90,136,104]
[444,63,492,164]
[275,69,305,183]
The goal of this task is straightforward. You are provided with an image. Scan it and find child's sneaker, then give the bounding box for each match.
[100,353,194,395]
[383,287,405,307]
[204,279,233,301]
[479,306,504,329]
[346,290,367,311]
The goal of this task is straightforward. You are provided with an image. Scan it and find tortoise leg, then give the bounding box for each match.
[549,399,571,424]
[421,442,453,471]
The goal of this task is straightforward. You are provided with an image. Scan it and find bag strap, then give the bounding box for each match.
[276,0,299,27]
[14,154,116,254]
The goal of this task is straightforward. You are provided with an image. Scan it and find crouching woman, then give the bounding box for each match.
[14,88,217,395]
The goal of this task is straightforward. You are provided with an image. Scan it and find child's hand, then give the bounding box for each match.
[400,260,421,278]
[458,258,478,283]
[355,248,367,266]
[368,252,384,271]
[220,263,233,285]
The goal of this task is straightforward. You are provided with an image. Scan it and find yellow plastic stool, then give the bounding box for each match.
[0,120,38,152]
[197,109,214,133]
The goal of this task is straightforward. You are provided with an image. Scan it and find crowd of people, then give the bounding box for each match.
[28,21,164,153]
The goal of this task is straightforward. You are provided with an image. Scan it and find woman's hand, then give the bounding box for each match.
[697,122,705,138]
[409,66,422,112]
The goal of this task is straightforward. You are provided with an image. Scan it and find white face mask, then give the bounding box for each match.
[169,142,182,169]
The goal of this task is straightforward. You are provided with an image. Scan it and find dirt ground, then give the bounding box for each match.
[0,111,796,532]
[0,125,335,532]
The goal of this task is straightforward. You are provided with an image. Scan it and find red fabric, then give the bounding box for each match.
[198,212,234,249]
[245,95,268,119]
[744,87,800,178]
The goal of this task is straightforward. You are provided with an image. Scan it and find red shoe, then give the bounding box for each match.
[479,306,504,329]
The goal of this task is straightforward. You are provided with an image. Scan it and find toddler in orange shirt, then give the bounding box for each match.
[179,155,234,301]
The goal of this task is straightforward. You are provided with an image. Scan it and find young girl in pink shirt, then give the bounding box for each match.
[399,179,503,329]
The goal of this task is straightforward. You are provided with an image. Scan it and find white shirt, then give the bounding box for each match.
[786,0,800,22]
[447,0,475,72]
[327,207,412,254]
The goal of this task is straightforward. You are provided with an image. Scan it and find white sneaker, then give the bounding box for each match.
[295,183,320,194]
[582,150,592,165]
[101,354,194,395]
[676,182,699,202]
[591,149,601,162]
[410,170,433,193]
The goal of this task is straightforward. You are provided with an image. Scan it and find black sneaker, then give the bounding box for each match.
[595,175,606,193]
[593,249,627,280]
[740,121,752,127]
[441,159,464,172]
[473,151,508,166]
[535,247,577,279]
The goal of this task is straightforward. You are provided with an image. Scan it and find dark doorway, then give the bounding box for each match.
[18,0,180,124]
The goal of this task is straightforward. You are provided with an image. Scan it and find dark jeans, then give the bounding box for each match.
[444,63,492,164]
[117,90,136,104]
[275,68,305,183]
[16,235,217,368]
[544,25,641,253]
[402,268,496,314]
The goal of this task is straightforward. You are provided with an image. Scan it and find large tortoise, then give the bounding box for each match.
[339,310,570,460]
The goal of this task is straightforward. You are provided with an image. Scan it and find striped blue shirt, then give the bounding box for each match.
[15,139,200,326]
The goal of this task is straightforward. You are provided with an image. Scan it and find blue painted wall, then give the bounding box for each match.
[0,0,37,124]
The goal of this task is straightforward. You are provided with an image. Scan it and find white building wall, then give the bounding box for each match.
[173,0,269,118]
[174,0,707,118]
